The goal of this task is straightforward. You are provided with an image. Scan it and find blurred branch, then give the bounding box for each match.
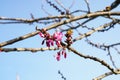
[93,68,120,80]
[0,11,120,24]
[109,0,120,10]
[16,74,20,80]
[0,30,40,47]
[55,0,67,11]
[0,15,69,24]
[68,0,75,9]
[41,4,52,16]
[0,47,59,52]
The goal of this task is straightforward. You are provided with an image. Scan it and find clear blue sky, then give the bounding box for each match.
[0,0,120,80]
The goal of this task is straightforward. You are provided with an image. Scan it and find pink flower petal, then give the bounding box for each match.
[56,41,61,47]
[53,32,63,41]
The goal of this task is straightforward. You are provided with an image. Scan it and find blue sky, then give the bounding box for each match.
[0,0,120,80]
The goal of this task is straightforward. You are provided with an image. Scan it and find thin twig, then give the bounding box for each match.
[84,0,90,13]
[58,70,66,80]
[68,0,75,9]
[41,4,52,16]
[55,0,67,11]
[107,47,118,69]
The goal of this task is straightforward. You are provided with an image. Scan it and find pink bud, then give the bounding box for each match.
[64,52,67,58]
[56,52,61,61]
[56,56,60,61]
[46,40,50,47]
[38,32,44,37]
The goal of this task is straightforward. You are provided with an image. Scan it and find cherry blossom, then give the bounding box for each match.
[53,31,63,47]
[53,31,63,41]
[38,28,69,61]
[38,30,54,47]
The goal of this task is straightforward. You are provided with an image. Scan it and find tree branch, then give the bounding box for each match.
[93,68,120,80]
[73,20,119,42]
[0,31,40,47]
[45,11,120,30]
[0,15,69,24]
[0,47,59,52]
[67,46,119,74]
[0,12,120,47]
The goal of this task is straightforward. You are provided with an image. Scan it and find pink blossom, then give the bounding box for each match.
[62,49,67,58]
[38,32,44,37]
[53,31,63,47]
[55,49,67,61]
[64,52,67,58]
[56,52,61,61]
[53,31,63,41]
[46,39,54,47]
[56,41,61,47]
